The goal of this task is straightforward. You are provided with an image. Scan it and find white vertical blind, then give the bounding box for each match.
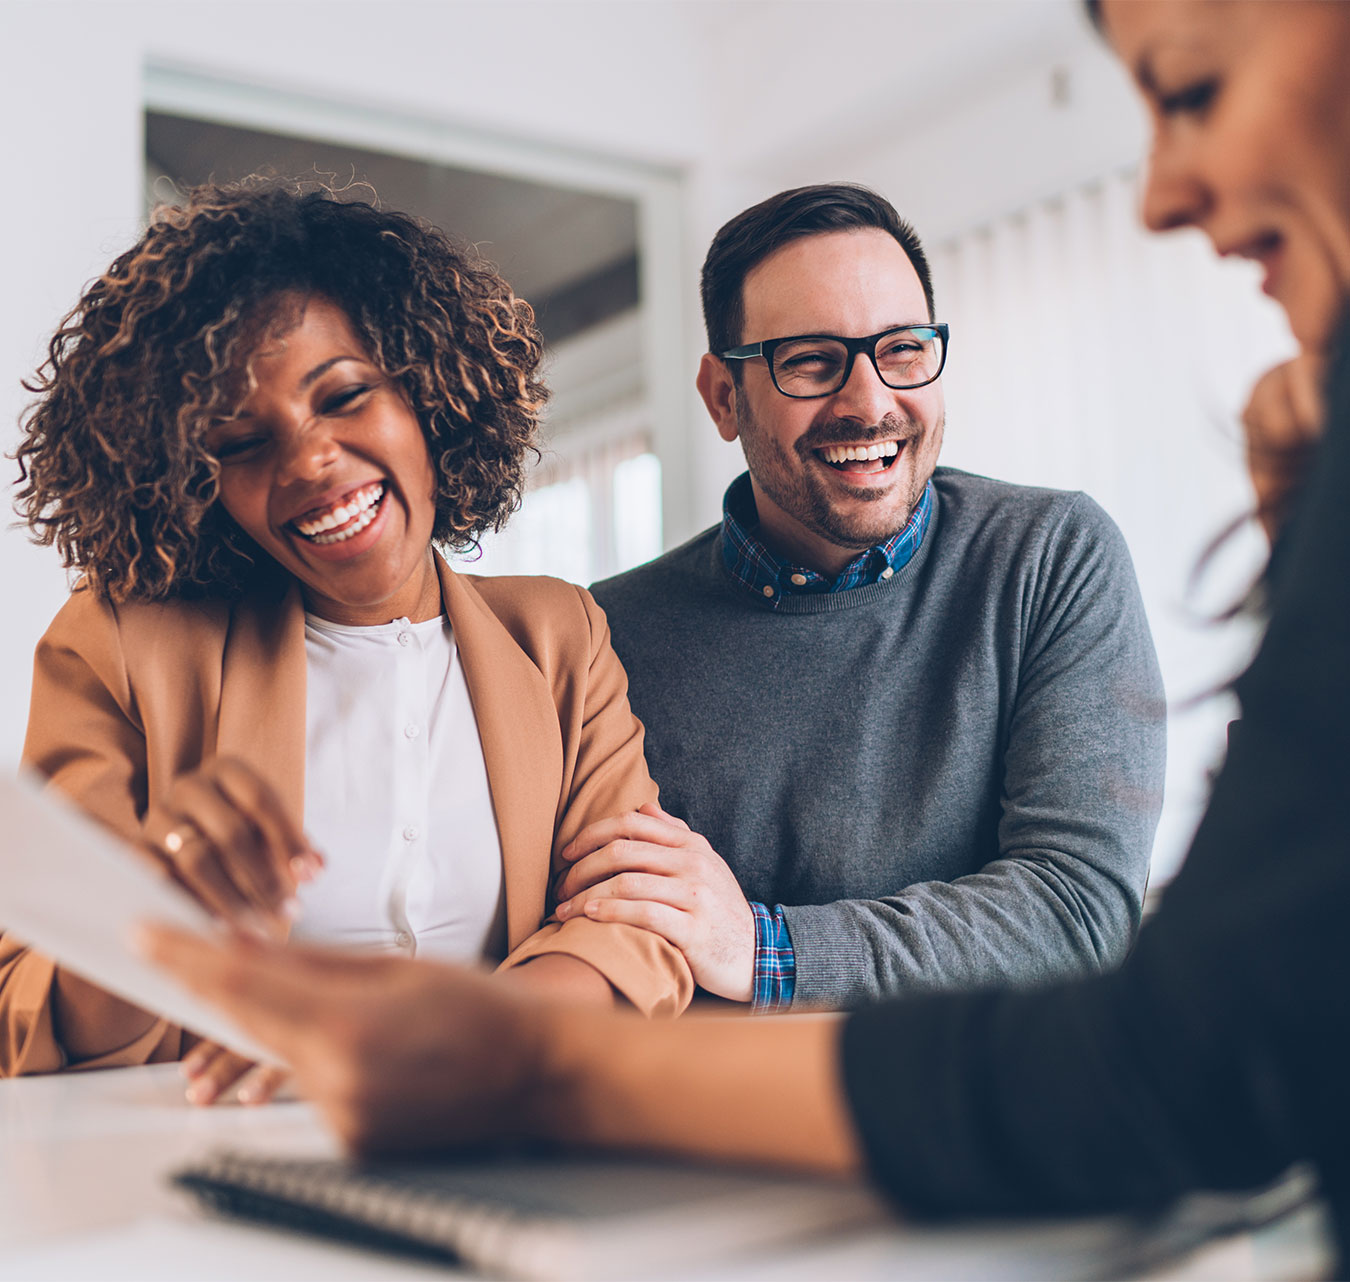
[464,429,661,586]
[929,168,1295,884]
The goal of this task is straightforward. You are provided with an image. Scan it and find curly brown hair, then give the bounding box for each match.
[13,178,548,602]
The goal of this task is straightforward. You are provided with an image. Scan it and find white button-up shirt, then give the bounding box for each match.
[293,613,506,962]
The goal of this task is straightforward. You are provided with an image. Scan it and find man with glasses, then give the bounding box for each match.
[565,183,1165,1012]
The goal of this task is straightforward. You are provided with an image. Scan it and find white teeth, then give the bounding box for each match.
[819,441,900,464]
[293,483,384,541]
[308,502,379,545]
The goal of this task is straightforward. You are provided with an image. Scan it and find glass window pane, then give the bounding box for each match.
[467,476,593,584]
[611,452,662,573]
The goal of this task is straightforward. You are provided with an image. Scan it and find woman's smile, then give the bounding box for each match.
[283,480,394,567]
[289,480,386,545]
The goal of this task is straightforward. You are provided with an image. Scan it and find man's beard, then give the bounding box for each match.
[736,402,942,552]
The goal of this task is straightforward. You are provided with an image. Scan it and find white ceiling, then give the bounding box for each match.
[680,0,1089,164]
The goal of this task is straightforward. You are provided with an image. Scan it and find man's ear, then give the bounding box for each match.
[696,353,741,443]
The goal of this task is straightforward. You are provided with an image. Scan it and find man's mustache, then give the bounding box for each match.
[795,414,922,456]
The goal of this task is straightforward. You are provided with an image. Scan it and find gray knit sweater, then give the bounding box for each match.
[591,467,1166,1008]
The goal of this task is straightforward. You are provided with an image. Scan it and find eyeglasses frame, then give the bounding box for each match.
[718,322,950,399]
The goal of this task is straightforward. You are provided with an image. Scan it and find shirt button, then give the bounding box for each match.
[402,825,419,842]
[397,631,411,647]
[790,573,808,587]
[404,723,420,740]
[880,566,895,580]
[395,930,412,949]
[762,585,775,598]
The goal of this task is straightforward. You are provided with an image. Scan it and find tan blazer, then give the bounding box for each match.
[1,556,692,1075]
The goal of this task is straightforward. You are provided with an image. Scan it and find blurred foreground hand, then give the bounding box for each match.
[137,927,546,1153]
[1242,353,1326,542]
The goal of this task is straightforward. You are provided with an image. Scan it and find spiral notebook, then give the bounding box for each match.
[174,1147,893,1280]
[173,1148,1318,1282]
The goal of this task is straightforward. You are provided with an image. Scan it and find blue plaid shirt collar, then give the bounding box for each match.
[719,472,933,607]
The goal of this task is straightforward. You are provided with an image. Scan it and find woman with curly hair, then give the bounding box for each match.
[1,180,692,1096]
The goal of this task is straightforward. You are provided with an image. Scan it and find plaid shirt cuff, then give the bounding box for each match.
[749,901,796,1013]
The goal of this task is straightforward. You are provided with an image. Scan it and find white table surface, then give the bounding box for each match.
[0,1064,1334,1282]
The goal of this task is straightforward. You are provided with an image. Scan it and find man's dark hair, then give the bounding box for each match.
[700,183,935,359]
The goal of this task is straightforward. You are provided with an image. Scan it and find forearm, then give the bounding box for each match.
[51,967,165,1062]
[840,916,1304,1217]
[499,918,694,1017]
[12,599,179,1072]
[784,855,1139,1007]
[511,589,692,1017]
[1,940,171,1074]
[498,953,616,1007]
[535,1005,862,1176]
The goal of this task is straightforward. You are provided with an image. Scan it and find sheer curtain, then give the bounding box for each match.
[461,413,662,587]
[929,168,1295,884]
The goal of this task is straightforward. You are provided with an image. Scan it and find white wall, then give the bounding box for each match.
[1,7,145,768]
[0,1,1294,884]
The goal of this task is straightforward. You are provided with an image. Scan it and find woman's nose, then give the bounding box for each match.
[1140,138,1210,234]
[276,424,341,485]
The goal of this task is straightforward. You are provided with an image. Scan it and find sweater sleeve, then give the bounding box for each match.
[786,496,1165,1005]
[840,328,1350,1225]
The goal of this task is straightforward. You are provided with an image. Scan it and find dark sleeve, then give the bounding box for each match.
[841,326,1350,1219]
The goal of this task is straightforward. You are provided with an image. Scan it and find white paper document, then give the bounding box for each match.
[0,769,273,1062]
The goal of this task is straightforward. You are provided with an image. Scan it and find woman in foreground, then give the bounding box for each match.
[2,182,692,1092]
[144,0,1350,1262]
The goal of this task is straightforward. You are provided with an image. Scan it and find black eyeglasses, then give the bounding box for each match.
[719,323,949,399]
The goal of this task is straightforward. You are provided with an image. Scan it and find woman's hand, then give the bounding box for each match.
[146,756,323,935]
[1242,354,1327,542]
[145,757,319,1106]
[180,1038,290,1107]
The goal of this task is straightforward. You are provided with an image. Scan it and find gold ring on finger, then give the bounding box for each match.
[163,822,201,856]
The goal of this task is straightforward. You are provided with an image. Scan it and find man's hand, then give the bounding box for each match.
[554,803,755,1003]
[137,928,546,1155]
[1242,354,1326,542]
